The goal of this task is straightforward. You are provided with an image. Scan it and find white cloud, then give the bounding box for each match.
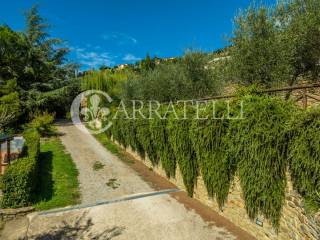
[127,36,138,44]
[102,32,138,45]
[123,54,141,62]
[71,46,115,69]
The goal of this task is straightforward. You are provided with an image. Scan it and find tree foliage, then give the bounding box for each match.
[81,69,129,102]
[229,5,295,87]
[0,5,80,129]
[228,0,320,88]
[278,0,320,82]
[118,51,223,102]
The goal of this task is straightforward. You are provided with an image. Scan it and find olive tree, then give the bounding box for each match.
[229,5,295,87]
[229,0,320,89]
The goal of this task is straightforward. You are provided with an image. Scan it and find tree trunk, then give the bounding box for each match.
[285,74,298,100]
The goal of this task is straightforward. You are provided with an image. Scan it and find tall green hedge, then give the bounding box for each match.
[111,116,127,147]
[164,106,198,197]
[122,118,145,157]
[227,96,294,229]
[288,107,320,212]
[136,117,159,165]
[1,129,40,208]
[108,95,320,229]
[190,101,237,208]
[150,108,176,178]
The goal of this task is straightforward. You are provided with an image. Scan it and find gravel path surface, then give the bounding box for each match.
[24,194,236,240]
[57,123,153,204]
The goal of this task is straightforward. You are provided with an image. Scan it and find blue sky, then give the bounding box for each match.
[1,0,276,70]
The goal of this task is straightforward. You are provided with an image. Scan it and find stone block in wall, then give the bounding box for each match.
[0,206,35,222]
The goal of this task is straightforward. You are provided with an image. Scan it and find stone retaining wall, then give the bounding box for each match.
[0,207,35,222]
[115,141,320,240]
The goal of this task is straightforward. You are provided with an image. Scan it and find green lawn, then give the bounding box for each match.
[34,138,80,210]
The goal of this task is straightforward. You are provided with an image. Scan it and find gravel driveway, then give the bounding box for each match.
[57,122,153,203]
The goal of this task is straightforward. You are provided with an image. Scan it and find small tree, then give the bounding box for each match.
[278,0,320,84]
[139,53,156,71]
[0,91,21,131]
[229,5,295,87]
[181,51,222,98]
[229,0,320,90]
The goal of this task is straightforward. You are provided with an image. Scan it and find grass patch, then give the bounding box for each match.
[92,161,104,171]
[34,138,80,210]
[95,133,134,164]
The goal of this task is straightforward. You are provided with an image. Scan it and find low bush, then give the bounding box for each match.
[23,128,41,158]
[1,129,40,208]
[28,112,55,137]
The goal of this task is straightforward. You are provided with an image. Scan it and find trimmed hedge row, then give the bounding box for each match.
[1,129,40,208]
[108,95,320,230]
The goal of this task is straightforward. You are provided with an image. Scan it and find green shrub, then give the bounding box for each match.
[28,112,55,136]
[65,111,71,120]
[0,91,21,130]
[1,157,37,207]
[122,118,144,157]
[150,107,176,178]
[190,101,237,208]
[227,95,296,229]
[110,110,145,159]
[1,129,40,208]
[23,129,41,158]
[136,117,158,165]
[288,107,320,212]
[167,106,198,196]
[111,116,127,147]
